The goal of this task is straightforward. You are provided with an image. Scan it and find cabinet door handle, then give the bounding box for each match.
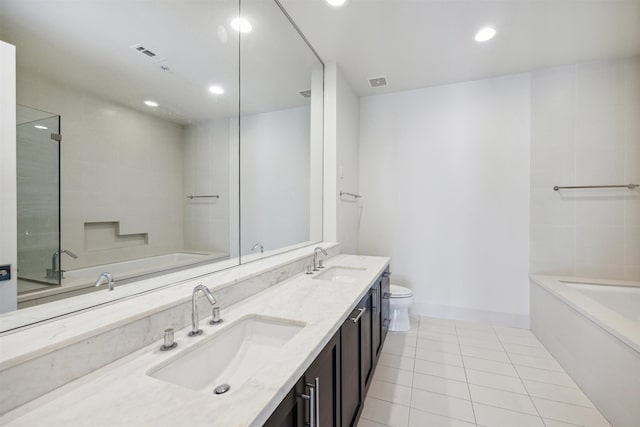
[382,292,391,299]
[300,384,316,427]
[350,307,366,323]
[371,288,378,312]
[383,318,390,327]
[382,271,391,277]
[314,377,320,427]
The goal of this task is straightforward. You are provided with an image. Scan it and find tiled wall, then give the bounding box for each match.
[183,118,233,255]
[530,57,640,280]
[17,72,185,270]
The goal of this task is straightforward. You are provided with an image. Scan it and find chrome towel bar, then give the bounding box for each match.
[187,195,220,199]
[553,184,638,191]
[340,191,362,199]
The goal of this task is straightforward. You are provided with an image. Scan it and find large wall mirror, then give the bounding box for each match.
[0,0,323,328]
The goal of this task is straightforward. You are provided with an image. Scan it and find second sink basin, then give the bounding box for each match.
[148,315,304,395]
[313,266,366,283]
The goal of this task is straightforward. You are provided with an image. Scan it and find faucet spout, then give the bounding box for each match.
[189,285,217,337]
[95,272,115,291]
[48,249,79,280]
[313,247,328,271]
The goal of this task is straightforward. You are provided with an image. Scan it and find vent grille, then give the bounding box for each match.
[368,76,388,88]
[298,89,312,99]
[130,43,166,62]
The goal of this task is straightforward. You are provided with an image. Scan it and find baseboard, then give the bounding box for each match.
[412,301,530,329]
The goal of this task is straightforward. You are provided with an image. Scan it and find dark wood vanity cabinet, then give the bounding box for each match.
[341,295,370,427]
[264,332,341,427]
[264,268,389,427]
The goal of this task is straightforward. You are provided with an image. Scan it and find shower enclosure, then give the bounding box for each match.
[16,105,61,293]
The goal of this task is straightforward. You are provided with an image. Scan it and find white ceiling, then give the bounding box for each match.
[2,0,639,120]
[280,0,640,96]
[0,0,318,124]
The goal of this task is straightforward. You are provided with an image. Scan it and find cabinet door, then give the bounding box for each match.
[370,281,381,360]
[360,293,373,391]
[341,296,369,427]
[305,331,341,427]
[263,378,304,427]
[380,269,391,346]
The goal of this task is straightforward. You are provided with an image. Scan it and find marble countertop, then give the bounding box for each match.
[1,254,390,426]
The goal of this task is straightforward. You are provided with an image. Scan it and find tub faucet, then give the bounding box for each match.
[251,243,264,253]
[313,247,328,271]
[95,272,115,291]
[47,249,78,280]
[189,285,217,337]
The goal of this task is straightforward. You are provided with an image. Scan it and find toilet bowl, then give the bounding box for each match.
[389,285,413,332]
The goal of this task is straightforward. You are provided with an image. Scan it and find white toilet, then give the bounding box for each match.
[388,284,414,332]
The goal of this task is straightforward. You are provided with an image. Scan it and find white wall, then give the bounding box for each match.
[530,57,640,280]
[183,119,232,255]
[335,65,361,254]
[324,62,361,251]
[17,72,185,270]
[359,74,532,326]
[239,106,311,254]
[0,41,17,313]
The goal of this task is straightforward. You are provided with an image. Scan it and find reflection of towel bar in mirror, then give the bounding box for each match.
[340,191,362,199]
[186,195,220,199]
[553,184,638,191]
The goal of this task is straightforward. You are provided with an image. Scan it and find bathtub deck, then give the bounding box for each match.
[356,315,611,427]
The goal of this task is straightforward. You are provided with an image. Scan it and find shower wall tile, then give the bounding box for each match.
[17,72,185,271]
[530,57,640,280]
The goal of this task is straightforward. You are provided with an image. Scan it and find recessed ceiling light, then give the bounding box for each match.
[144,100,159,107]
[326,0,347,6]
[231,17,252,33]
[34,125,48,130]
[475,27,496,42]
[208,85,225,95]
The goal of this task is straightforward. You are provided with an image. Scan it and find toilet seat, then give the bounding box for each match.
[390,284,413,298]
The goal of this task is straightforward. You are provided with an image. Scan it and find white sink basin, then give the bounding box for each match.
[313,266,366,283]
[148,315,304,395]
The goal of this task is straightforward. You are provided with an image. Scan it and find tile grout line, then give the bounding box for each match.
[492,324,548,426]
[454,320,479,426]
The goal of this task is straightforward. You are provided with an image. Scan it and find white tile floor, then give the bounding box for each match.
[358,316,612,427]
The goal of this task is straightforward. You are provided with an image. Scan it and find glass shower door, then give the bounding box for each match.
[16,105,61,293]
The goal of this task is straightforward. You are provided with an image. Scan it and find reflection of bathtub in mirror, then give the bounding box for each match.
[18,251,228,308]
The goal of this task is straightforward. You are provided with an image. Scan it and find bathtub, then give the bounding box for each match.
[530,276,640,427]
[62,252,216,287]
[18,251,227,307]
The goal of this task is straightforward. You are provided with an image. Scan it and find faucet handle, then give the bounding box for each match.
[209,306,223,325]
[160,328,178,351]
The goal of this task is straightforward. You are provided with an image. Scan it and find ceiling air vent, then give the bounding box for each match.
[298,89,312,99]
[129,43,167,62]
[368,76,388,88]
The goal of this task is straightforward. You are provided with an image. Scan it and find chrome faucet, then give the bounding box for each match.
[251,243,264,253]
[313,247,328,271]
[47,249,78,280]
[189,285,217,337]
[95,272,115,291]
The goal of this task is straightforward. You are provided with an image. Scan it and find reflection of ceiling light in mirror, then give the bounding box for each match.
[34,125,48,130]
[208,85,225,95]
[231,17,252,33]
[326,0,347,6]
[475,27,497,42]
[144,100,159,107]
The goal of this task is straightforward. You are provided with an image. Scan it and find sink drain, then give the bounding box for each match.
[214,384,230,395]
